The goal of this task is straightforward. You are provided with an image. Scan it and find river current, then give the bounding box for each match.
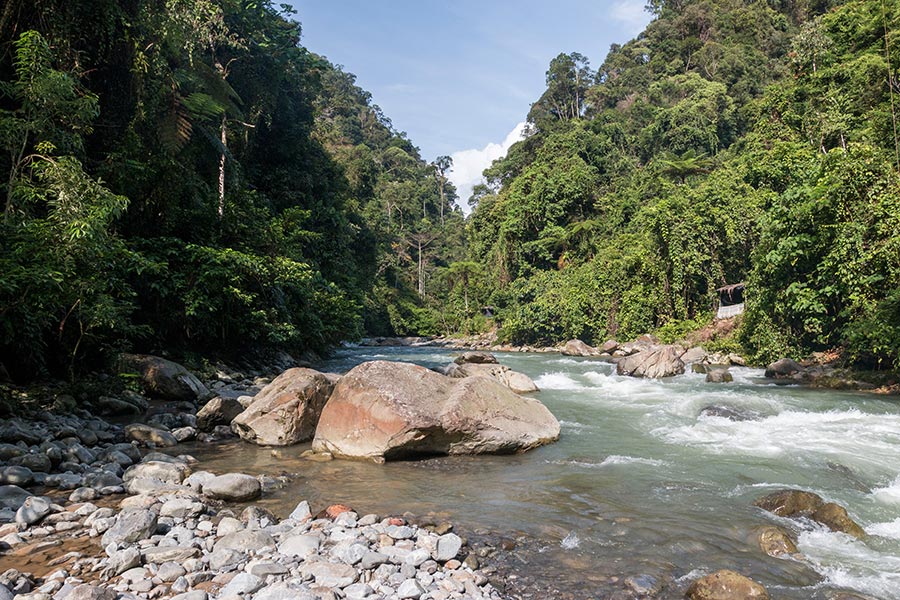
[184,346,900,599]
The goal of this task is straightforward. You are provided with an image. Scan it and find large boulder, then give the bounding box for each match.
[686,570,769,600]
[561,339,597,357]
[616,345,685,378]
[754,525,798,557]
[443,362,539,394]
[196,396,245,432]
[119,354,211,402]
[312,360,559,461]
[231,368,335,446]
[764,358,806,380]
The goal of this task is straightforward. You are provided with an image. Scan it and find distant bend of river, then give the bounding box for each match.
[184,346,900,599]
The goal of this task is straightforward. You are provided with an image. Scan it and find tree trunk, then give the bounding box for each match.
[218,113,226,219]
[417,239,424,296]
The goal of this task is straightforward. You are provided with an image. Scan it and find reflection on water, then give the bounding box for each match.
[181,346,900,598]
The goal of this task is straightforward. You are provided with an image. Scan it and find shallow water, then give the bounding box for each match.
[184,347,900,599]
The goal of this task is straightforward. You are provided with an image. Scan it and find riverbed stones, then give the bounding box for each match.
[123,460,190,486]
[313,360,559,460]
[231,368,335,446]
[119,354,212,402]
[202,473,261,501]
[686,570,769,599]
[15,496,51,526]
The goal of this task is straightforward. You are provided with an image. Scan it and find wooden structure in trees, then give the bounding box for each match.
[716,283,745,319]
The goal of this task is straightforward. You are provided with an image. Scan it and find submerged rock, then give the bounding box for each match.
[753,489,865,538]
[699,406,761,421]
[705,368,733,383]
[312,360,559,461]
[685,569,769,599]
[754,525,798,557]
[231,368,335,446]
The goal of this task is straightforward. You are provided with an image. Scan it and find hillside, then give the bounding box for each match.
[463,0,900,368]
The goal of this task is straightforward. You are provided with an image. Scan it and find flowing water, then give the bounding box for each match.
[184,347,900,599]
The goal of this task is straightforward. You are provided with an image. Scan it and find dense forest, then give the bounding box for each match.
[464,0,900,369]
[0,0,466,379]
[2,0,899,380]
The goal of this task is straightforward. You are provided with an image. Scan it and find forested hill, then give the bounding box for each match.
[0,0,465,379]
[464,0,900,369]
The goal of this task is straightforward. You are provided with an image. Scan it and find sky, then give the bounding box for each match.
[289,1,653,210]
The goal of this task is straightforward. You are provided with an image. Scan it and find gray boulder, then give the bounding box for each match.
[231,368,335,446]
[616,345,685,378]
[765,358,806,380]
[561,339,597,357]
[0,485,32,511]
[443,362,539,394]
[119,354,212,402]
[15,496,51,526]
[196,397,244,432]
[312,360,559,461]
[101,509,158,546]
[202,473,260,502]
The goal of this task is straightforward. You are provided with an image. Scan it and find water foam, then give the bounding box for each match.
[798,529,900,599]
[873,475,900,505]
[561,531,581,549]
[868,518,900,540]
[534,372,585,390]
[655,408,900,474]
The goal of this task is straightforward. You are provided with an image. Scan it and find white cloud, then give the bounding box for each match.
[610,0,652,36]
[448,122,526,215]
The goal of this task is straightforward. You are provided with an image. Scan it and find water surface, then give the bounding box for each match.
[185,347,900,599]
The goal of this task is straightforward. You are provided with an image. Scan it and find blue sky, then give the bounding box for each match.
[288,0,653,207]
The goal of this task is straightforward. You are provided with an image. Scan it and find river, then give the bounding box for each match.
[183,346,900,599]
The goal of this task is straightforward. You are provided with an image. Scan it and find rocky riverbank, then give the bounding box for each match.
[0,410,506,600]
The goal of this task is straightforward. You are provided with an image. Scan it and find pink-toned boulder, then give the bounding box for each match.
[231,368,335,446]
[312,361,559,461]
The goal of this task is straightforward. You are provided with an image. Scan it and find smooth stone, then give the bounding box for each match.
[16,496,52,526]
[397,579,425,599]
[278,534,320,557]
[298,561,358,588]
[0,466,33,486]
[100,509,158,546]
[433,533,462,562]
[202,474,261,502]
[124,424,178,447]
[220,573,264,596]
[65,585,116,600]
[214,530,275,553]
